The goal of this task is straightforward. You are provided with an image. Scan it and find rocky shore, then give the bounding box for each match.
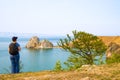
[99,36,120,57]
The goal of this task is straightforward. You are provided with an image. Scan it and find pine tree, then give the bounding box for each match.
[58,30,107,69]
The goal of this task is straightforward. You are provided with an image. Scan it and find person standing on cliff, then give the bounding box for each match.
[8,36,21,73]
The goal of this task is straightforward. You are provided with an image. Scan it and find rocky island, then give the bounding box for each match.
[26,36,53,49]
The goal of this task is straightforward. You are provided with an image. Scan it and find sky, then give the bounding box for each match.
[0,0,120,36]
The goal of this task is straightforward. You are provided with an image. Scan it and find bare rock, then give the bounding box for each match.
[81,77,91,80]
[26,36,53,49]
[39,39,53,48]
[106,42,120,57]
[26,36,39,48]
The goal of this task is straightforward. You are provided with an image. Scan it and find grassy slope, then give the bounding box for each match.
[99,36,120,45]
[0,63,120,80]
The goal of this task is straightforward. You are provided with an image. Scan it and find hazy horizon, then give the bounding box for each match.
[0,32,120,38]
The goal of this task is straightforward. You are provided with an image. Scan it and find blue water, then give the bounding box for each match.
[0,37,70,74]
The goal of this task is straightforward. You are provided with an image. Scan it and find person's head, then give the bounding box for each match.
[12,36,18,42]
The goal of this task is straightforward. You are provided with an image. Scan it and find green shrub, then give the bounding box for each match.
[54,60,62,71]
[106,53,120,64]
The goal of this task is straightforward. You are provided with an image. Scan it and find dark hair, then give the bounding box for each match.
[12,36,18,41]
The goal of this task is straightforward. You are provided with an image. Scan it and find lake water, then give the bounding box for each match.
[0,37,70,74]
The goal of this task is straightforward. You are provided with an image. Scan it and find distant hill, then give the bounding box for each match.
[99,36,120,57]
[99,36,120,45]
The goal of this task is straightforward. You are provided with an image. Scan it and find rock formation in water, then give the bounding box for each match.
[26,36,53,49]
[39,40,53,48]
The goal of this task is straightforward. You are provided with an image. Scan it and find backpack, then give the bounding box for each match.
[9,43,19,55]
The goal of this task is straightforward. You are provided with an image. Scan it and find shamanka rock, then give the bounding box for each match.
[26,36,39,48]
[26,36,53,49]
[39,40,53,48]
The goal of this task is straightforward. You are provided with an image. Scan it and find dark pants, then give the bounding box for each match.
[10,54,20,73]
